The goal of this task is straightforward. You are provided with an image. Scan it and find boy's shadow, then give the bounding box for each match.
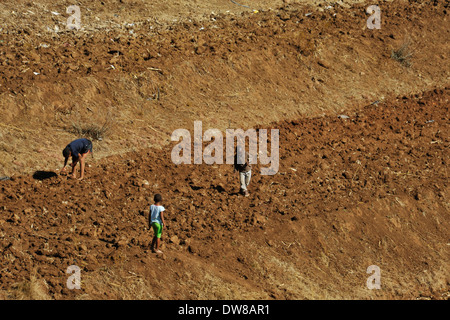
[211,184,226,193]
[32,171,58,180]
[211,184,242,196]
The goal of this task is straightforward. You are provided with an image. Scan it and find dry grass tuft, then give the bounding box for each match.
[71,122,109,141]
[4,274,51,300]
[70,112,115,141]
[82,266,156,300]
[391,38,414,67]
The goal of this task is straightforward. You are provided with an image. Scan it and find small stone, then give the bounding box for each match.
[169,235,180,245]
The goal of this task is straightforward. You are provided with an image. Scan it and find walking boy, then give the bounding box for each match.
[61,138,93,180]
[234,145,252,196]
[149,194,166,254]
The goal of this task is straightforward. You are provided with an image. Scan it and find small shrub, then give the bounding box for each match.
[391,39,414,67]
[70,112,114,141]
[71,122,108,141]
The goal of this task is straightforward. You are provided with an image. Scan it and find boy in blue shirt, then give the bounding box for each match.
[61,138,93,180]
[149,194,166,254]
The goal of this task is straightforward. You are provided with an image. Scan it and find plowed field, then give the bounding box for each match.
[0,0,449,300]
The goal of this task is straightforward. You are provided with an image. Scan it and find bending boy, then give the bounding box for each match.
[61,138,93,180]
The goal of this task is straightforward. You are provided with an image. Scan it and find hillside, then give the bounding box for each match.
[0,0,449,300]
[1,87,448,299]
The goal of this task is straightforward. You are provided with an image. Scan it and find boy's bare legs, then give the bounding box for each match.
[70,159,78,179]
[151,236,162,253]
[151,236,156,252]
[77,153,89,180]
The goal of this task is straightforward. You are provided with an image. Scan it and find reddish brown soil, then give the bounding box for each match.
[0,87,448,299]
[0,0,449,300]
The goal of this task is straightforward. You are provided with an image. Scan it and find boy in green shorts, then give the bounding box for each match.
[149,194,166,254]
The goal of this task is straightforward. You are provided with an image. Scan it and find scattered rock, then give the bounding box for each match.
[169,235,180,245]
[188,244,197,254]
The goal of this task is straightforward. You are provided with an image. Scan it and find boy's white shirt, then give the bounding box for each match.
[150,204,165,225]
